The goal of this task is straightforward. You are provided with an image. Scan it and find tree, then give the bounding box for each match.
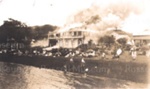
[31,24,57,40]
[117,38,127,47]
[99,35,115,47]
[0,18,32,47]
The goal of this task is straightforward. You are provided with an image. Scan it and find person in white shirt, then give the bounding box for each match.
[81,58,85,66]
[80,58,85,73]
[69,58,74,70]
[101,52,106,60]
[116,48,122,60]
[131,46,137,60]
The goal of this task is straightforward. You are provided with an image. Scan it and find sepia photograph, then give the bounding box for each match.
[0,0,150,89]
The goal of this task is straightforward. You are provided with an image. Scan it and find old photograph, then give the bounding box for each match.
[0,0,150,89]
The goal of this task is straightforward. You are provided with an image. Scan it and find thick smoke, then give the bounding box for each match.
[64,1,144,43]
[59,0,150,43]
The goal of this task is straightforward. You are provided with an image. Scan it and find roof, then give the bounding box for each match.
[133,35,150,40]
[133,29,150,36]
[56,23,83,33]
[53,23,99,34]
[106,29,132,37]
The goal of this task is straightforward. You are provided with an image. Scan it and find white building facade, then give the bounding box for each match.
[48,23,99,48]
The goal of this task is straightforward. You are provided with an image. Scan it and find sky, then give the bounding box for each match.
[0,0,150,33]
[0,0,93,26]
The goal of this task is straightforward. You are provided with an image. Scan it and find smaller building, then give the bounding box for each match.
[133,30,150,46]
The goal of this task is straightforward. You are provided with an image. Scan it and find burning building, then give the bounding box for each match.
[48,23,99,48]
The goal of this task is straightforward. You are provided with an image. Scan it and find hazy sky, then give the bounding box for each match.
[0,0,150,33]
[0,0,93,26]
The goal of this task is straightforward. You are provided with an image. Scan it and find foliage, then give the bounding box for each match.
[98,35,115,47]
[117,38,127,46]
[0,18,31,45]
[31,24,57,40]
[87,39,96,49]
[0,18,57,48]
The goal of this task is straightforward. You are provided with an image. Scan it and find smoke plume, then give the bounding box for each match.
[53,0,150,45]
[66,1,143,33]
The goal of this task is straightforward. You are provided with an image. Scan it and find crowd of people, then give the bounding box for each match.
[63,57,88,77]
[0,43,148,78]
[0,44,139,60]
[62,45,139,77]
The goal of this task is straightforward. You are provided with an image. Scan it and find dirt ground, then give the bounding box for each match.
[0,62,148,89]
[0,52,149,89]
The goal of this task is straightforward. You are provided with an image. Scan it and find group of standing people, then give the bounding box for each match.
[63,45,138,78]
[111,46,137,60]
[114,46,137,60]
[64,57,88,77]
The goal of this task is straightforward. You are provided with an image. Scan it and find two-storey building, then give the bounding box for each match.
[48,23,99,48]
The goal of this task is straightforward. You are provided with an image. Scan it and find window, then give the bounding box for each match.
[56,33,60,37]
[69,32,73,36]
[74,32,77,36]
[78,31,82,36]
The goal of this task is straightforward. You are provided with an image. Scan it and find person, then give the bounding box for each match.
[101,51,106,60]
[80,58,89,77]
[83,68,89,78]
[33,50,37,55]
[115,47,122,60]
[63,64,67,75]
[70,58,74,63]
[131,46,137,60]
[146,50,150,57]
[81,58,85,67]
[69,58,74,71]
[112,46,117,59]
[80,58,86,73]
